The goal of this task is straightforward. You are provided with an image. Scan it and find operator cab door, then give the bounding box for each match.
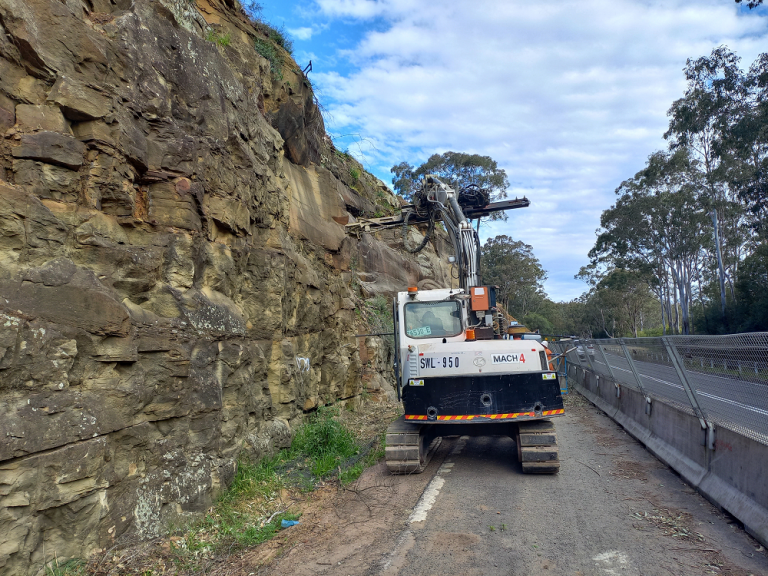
[393,296,402,400]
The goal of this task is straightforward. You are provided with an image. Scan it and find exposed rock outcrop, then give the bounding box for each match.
[0,0,451,573]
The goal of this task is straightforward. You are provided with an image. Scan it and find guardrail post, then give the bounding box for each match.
[662,336,709,434]
[562,354,568,394]
[551,341,569,395]
[594,341,617,381]
[580,339,603,392]
[618,339,649,399]
[571,341,585,368]
[582,339,598,373]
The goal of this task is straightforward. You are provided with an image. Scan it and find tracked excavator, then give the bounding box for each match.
[347,176,564,474]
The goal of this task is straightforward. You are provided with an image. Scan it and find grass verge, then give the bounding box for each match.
[77,402,395,574]
[170,406,382,565]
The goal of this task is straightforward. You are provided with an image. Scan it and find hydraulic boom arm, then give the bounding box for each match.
[345,176,530,291]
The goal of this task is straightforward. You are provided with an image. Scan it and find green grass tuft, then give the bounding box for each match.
[206,29,231,46]
[291,406,360,477]
[45,559,87,576]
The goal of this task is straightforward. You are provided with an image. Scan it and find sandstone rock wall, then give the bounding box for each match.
[0,0,451,573]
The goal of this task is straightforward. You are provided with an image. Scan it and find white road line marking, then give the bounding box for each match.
[408,437,467,524]
[696,391,768,417]
[408,476,444,523]
[595,362,768,417]
[593,550,630,575]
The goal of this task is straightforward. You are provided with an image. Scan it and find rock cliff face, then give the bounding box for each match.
[0,0,451,573]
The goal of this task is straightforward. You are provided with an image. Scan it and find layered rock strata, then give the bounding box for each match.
[0,0,451,573]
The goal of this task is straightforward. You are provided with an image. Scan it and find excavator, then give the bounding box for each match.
[347,176,564,474]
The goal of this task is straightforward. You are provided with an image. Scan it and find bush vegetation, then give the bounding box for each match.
[240,2,294,81]
[254,37,283,80]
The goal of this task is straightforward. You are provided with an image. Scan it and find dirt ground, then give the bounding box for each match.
[83,392,768,576]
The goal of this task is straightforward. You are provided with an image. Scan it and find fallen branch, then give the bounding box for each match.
[577,460,601,476]
[667,547,719,553]
[265,510,286,525]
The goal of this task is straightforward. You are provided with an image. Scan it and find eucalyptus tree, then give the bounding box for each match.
[734,243,768,331]
[480,235,547,319]
[587,149,708,335]
[599,269,657,338]
[665,46,751,316]
[726,53,768,237]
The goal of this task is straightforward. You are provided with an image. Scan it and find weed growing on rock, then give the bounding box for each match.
[267,26,293,54]
[254,38,283,80]
[363,296,393,334]
[241,1,294,54]
[358,296,395,354]
[205,29,231,46]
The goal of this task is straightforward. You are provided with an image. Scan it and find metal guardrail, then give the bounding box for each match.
[548,333,768,446]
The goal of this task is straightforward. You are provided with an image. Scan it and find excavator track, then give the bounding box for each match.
[516,419,560,474]
[385,416,441,474]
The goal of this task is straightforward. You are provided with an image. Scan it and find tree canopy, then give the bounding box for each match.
[582,46,768,335]
[480,235,547,319]
[391,152,509,222]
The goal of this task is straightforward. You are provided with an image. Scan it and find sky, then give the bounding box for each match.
[258,0,768,302]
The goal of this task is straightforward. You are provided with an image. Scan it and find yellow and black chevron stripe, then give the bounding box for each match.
[405,409,564,421]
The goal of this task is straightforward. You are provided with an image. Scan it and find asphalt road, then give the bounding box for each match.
[585,351,768,441]
[261,397,768,576]
[371,403,768,576]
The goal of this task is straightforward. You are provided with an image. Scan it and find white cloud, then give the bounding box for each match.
[312,0,768,300]
[315,0,386,18]
[288,26,315,40]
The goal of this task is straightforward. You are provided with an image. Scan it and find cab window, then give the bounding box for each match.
[404,301,462,338]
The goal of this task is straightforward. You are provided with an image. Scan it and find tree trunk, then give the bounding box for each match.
[600,308,613,338]
[712,210,727,319]
[696,263,709,333]
[672,276,680,335]
[675,262,690,336]
[685,260,695,335]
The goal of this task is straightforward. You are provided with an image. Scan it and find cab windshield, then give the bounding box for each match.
[404,301,462,338]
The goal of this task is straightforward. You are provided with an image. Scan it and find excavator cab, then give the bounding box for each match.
[405,301,463,338]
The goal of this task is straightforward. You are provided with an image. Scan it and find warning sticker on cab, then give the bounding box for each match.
[492,353,526,364]
[542,373,556,380]
[409,379,425,386]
